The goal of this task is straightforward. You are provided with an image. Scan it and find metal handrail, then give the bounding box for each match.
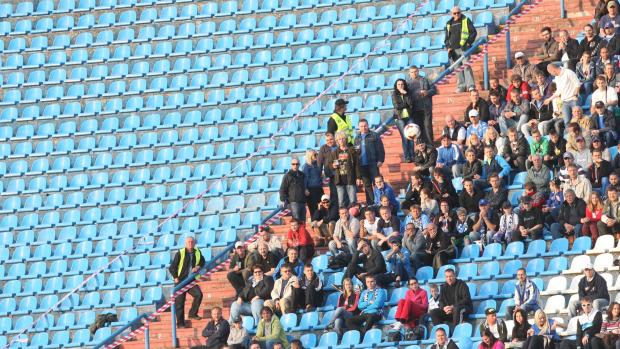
[505,0,533,68]
[93,314,149,349]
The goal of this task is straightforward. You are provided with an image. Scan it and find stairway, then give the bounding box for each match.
[120,1,595,348]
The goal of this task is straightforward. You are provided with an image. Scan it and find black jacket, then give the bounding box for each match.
[239,277,274,302]
[576,311,603,345]
[248,251,279,273]
[352,248,387,276]
[529,100,553,122]
[557,198,586,226]
[354,131,385,165]
[445,15,477,50]
[280,169,307,204]
[589,160,612,189]
[413,147,438,176]
[503,137,530,165]
[392,91,415,120]
[318,144,337,178]
[169,248,206,281]
[465,99,490,123]
[462,160,482,180]
[485,187,508,213]
[591,110,617,134]
[442,123,466,142]
[430,179,458,207]
[558,38,581,68]
[579,35,602,57]
[459,190,484,213]
[430,340,459,349]
[439,278,473,312]
[202,319,230,349]
[479,319,508,342]
[578,272,610,301]
[605,34,620,56]
[326,146,360,185]
[402,181,433,210]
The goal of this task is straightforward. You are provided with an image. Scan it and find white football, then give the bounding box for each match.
[404,123,421,140]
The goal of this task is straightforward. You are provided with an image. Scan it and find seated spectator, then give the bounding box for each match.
[462,149,483,182]
[603,61,619,86]
[310,195,338,247]
[459,178,484,214]
[513,52,537,85]
[373,176,400,212]
[557,30,581,70]
[250,340,261,349]
[500,90,530,137]
[485,173,509,212]
[384,236,413,286]
[506,74,531,103]
[583,192,604,242]
[568,262,610,317]
[592,75,620,115]
[394,277,428,329]
[482,127,504,154]
[375,206,401,250]
[559,296,603,349]
[507,309,531,349]
[558,152,586,183]
[343,239,389,287]
[591,101,618,146]
[442,115,467,147]
[285,219,315,263]
[403,222,427,262]
[412,141,437,177]
[528,130,549,160]
[436,201,455,241]
[489,78,509,101]
[249,227,284,260]
[202,307,230,349]
[467,133,485,160]
[492,201,519,244]
[571,136,593,170]
[481,147,511,186]
[297,263,323,311]
[503,128,530,171]
[228,242,254,297]
[526,154,552,196]
[428,283,441,311]
[359,208,380,245]
[522,182,546,209]
[345,275,385,335]
[403,204,431,237]
[507,268,542,320]
[290,340,303,349]
[430,170,458,207]
[551,189,587,239]
[562,164,593,200]
[265,264,299,315]
[544,179,564,222]
[401,173,432,213]
[516,196,544,240]
[595,47,612,76]
[429,268,473,328]
[329,207,360,256]
[479,307,508,342]
[274,248,304,279]
[467,109,489,139]
[479,329,505,349]
[609,172,620,191]
[544,130,567,171]
[451,207,475,247]
[580,24,602,57]
[230,265,275,324]
[527,91,553,137]
[378,193,397,217]
[436,135,463,178]
[599,186,620,235]
[227,316,250,349]
[569,112,593,149]
[249,243,279,278]
[533,69,553,99]
[600,302,620,349]
[253,307,289,349]
[470,199,499,245]
[430,328,459,349]
[324,277,360,336]
[488,92,505,129]
[420,188,439,218]
[417,223,453,271]
[465,89,491,124]
[576,50,596,96]
[522,310,563,349]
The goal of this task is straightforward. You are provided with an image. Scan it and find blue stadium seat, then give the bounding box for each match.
[497,260,522,279]
[499,241,524,260]
[544,238,569,256]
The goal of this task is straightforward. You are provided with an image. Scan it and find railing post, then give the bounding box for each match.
[560,0,566,18]
[145,324,150,349]
[483,49,489,90]
[171,303,178,348]
[505,28,511,69]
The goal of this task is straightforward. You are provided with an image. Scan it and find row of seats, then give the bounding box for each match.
[2,326,114,348]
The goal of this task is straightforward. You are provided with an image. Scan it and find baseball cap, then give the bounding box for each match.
[388,236,402,245]
[234,241,244,248]
[321,194,330,202]
[576,136,585,142]
[514,51,525,59]
[335,98,348,107]
[468,109,479,117]
[563,152,574,160]
[605,22,615,28]
[479,199,489,206]
[595,101,605,108]
[608,1,616,9]
[485,308,497,316]
[592,136,601,142]
[583,262,594,270]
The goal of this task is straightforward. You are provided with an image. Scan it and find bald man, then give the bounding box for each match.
[445,6,477,92]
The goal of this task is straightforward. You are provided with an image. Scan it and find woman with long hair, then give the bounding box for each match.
[479,329,505,349]
[466,133,484,160]
[506,309,531,349]
[482,126,505,154]
[522,310,564,349]
[302,149,324,219]
[324,278,360,336]
[392,78,415,162]
[581,192,604,242]
[600,301,620,349]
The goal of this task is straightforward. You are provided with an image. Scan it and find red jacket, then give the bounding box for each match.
[287,224,314,247]
[506,81,531,103]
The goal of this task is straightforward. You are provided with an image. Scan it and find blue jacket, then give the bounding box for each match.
[387,248,413,280]
[481,155,511,179]
[273,258,304,279]
[302,162,323,189]
[466,122,488,139]
[436,144,463,166]
[359,288,386,315]
[546,191,564,210]
[373,184,400,210]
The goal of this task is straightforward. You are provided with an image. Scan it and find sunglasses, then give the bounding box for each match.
[291,163,300,166]
[452,11,461,14]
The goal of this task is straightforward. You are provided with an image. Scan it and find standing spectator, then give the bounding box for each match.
[429,268,473,328]
[385,236,413,286]
[345,275,386,335]
[228,317,250,349]
[324,278,360,336]
[436,135,463,178]
[582,192,605,242]
[310,195,338,246]
[202,307,230,349]
[533,71,554,99]
[408,65,437,145]
[393,78,415,162]
[544,63,580,125]
[462,149,483,182]
[545,130,567,171]
[551,189,587,239]
[442,115,467,147]
[489,78,509,101]
[599,186,620,235]
[466,109,489,139]
[568,262,610,317]
[279,159,307,222]
[445,6,477,92]
[503,128,530,171]
[265,264,299,315]
[430,328,459,349]
[327,99,354,144]
[591,75,618,115]
[591,102,618,146]
[230,266,275,325]
[589,149,612,191]
[285,219,314,263]
[328,131,359,208]
[562,164,593,200]
[557,30,581,70]
[376,206,402,250]
[507,268,542,320]
[576,51,596,96]
[297,263,323,311]
[506,74,531,103]
[479,308,508,343]
[579,24,602,57]
[302,149,324,220]
[507,309,531,349]
[228,242,254,297]
[600,302,620,349]
[412,141,438,177]
[485,173,509,212]
[253,307,289,349]
[500,90,530,137]
[343,239,389,287]
[373,175,399,212]
[459,178,484,214]
[169,237,205,327]
[470,199,499,244]
[355,119,385,205]
[465,89,491,123]
[491,201,519,244]
[534,27,559,73]
[395,277,428,329]
[329,207,360,256]
[318,133,338,204]
[526,154,552,195]
[529,89,554,136]
[600,1,620,35]
[522,310,563,349]
[249,243,278,278]
[513,52,537,85]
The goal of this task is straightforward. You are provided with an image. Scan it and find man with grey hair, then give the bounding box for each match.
[550,188,586,239]
[444,6,477,92]
[169,236,206,327]
[544,62,581,125]
[526,154,551,196]
[329,207,360,256]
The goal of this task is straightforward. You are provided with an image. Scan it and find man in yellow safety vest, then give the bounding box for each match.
[169,236,206,328]
[327,98,355,144]
[445,6,477,93]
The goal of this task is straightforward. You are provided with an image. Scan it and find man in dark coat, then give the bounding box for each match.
[567,263,610,316]
[169,236,206,328]
[429,268,473,328]
[343,239,390,287]
[354,119,385,205]
[279,159,307,222]
[202,307,230,349]
[445,6,477,92]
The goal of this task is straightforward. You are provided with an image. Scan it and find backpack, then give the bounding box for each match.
[404,325,426,341]
[328,251,350,270]
[89,313,118,334]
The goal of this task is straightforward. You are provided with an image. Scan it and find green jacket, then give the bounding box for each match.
[256,316,289,349]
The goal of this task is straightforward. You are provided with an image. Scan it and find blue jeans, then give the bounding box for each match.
[328,307,354,335]
[550,222,582,239]
[336,185,357,208]
[395,118,414,160]
[561,99,577,125]
[289,201,307,222]
[499,114,528,136]
[328,237,357,256]
[229,299,265,325]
